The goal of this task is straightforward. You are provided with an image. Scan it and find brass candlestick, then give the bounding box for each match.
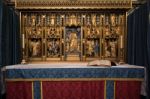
[21,34,26,64]
[21,48,27,64]
[119,35,124,64]
[119,48,124,64]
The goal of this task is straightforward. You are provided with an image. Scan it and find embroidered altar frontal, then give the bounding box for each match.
[5,64,144,99]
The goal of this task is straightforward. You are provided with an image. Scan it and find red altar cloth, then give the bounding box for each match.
[6,81,142,99]
[42,81,104,99]
[115,81,142,99]
[6,81,32,99]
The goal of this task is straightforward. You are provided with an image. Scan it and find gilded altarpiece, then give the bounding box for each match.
[18,0,132,62]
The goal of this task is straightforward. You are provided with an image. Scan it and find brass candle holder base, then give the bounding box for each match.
[21,48,27,64]
[21,59,27,64]
[119,60,125,64]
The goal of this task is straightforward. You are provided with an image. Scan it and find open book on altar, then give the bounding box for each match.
[87,60,117,67]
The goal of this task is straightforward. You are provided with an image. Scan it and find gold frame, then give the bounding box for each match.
[15,0,132,10]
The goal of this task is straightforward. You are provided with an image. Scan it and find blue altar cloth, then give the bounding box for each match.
[5,64,144,80]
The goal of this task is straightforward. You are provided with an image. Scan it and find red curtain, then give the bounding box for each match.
[42,81,104,99]
[6,81,32,99]
[115,81,142,99]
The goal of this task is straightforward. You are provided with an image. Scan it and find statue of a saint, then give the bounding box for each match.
[69,32,78,52]
[87,41,94,56]
[70,15,77,25]
[94,40,99,56]
[105,42,111,57]
[110,42,116,57]
[51,15,55,25]
[66,37,70,52]
[111,15,116,26]
[31,16,36,26]
[30,40,41,56]
[54,41,60,55]
[92,15,96,26]
[47,41,53,56]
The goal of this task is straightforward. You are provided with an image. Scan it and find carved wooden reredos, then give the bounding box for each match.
[15,0,132,63]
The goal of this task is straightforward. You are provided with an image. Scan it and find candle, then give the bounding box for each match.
[22,34,25,49]
[120,35,123,48]
[51,18,54,25]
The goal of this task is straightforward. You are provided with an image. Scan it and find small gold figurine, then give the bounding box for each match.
[105,42,111,57]
[70,14,77,25]
[110,42,116,57]
[69,32,78,52]
[51,15,55,25]
[87,41,94,56]
[92,14,96,26]
[31,15,36,26]
[30,40,41,56]
[111,15,116,26]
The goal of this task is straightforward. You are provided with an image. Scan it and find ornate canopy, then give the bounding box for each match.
[15,0,132,9]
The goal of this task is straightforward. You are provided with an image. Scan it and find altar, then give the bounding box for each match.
[4,63,145,99]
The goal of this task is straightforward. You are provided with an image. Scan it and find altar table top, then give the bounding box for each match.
[4,63,145,81]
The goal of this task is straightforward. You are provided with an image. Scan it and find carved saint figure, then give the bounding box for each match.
[31,16,36,26]
[47,41,53,56]
[105,42,111,57]
[66,37,70,52]
[70,15,77,25]
[105,41,117,57]
[111,15,116,26]
[92,15,96,26]
[94,40,99,56]
[51,15,55,25]
[110,42,116,57]
[47,40,60,56]
[55,41,60,55]
[69,32,78,52]
[29,40,41,56]
[56,27,60,37]
[86,41,94,56]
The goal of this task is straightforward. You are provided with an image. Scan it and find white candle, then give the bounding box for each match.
[120,35,123,48]
[51,18,54,25]
[22,34,25,49]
